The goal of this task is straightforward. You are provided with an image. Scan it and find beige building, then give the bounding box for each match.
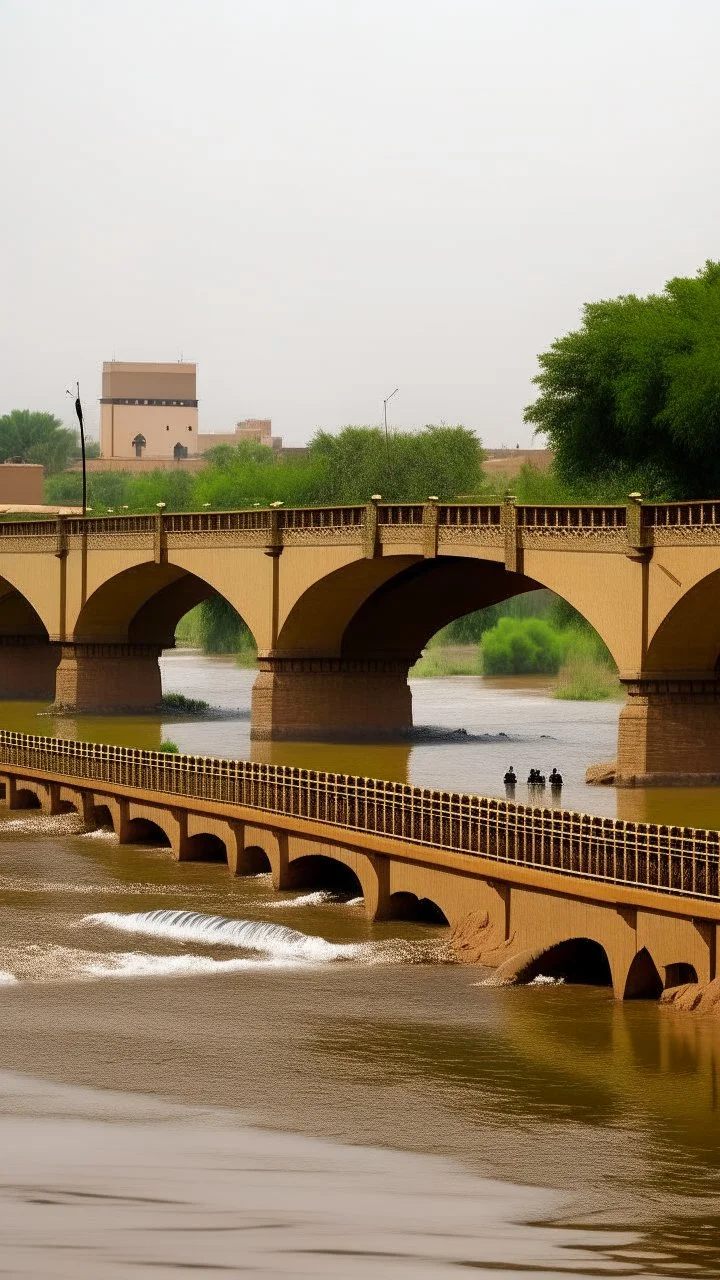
[100,363,280,460]
[100,362,199,460]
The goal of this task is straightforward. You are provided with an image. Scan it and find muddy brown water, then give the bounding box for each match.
[0,653,719,1277]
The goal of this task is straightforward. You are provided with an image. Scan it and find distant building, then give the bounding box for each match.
[100,362,199,460]
[99,361,281,461]
[0,464,44,505]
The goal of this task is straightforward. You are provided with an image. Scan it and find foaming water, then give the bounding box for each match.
[87,908,366,962]
[266,890,334,909]
[85,951,297,980]
[0,813,85,837]
[85,909,451,969]
[80,827,117,842]
[0,971,18,985]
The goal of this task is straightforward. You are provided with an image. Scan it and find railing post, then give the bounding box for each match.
[363,497,380,559]
[625,491,649,559]
[264,508,283,558]
[501,494,521,574]
[422,498,439,558]
[154,509,166,565]
[54,514,68,560]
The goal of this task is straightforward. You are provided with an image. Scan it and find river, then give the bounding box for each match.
[0,653,718,1277]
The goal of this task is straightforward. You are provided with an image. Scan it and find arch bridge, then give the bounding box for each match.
[1,496,720,780]
[0,730,718,1002]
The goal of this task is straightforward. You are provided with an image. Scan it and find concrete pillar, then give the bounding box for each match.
[617,675,720,781]
[250,656,413,740]
[52,643,163,713]
[0,638,60,700]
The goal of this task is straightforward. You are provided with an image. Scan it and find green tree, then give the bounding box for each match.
[0,409,79,474]
[524,261,720,499]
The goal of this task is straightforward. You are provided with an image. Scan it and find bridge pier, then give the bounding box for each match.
[52,643,163,713]
[251,656,413,740]
[0,638,59,700]
[617,675,720,782]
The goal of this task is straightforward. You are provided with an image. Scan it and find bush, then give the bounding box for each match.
[158,740,179,753]
[481,617,566,676]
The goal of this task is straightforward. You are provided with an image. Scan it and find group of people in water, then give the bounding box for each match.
[503,765,563,798]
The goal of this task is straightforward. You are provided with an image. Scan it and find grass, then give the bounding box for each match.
[553,655,621,701]
[410,645,482,677]
[160,692,210,716]
[158,740,180,753]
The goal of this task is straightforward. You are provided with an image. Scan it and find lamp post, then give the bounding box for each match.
[66,381,87,516]
[383,388,398,490]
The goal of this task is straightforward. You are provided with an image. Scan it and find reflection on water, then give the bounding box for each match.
[2,650,720,827]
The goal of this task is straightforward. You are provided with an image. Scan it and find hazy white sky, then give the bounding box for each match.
[1,0,719,446]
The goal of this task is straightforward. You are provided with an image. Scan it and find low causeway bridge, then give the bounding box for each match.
[2,497,720,778]
[1,730,719,1001]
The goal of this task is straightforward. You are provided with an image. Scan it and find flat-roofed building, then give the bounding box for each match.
[100,361,199,460]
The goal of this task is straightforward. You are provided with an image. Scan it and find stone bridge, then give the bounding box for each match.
[0,730,718,1001]
[1,497,720,779]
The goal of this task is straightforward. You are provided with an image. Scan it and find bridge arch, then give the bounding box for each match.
[286,853,364,899]
[512,938,613,988]
[122,817,172,848]
[387,891,449,925]
[645,567,720,673]
[261,553,618,740]
[183,832,228,863]
[57,562,260,713]
[0,571,59,700]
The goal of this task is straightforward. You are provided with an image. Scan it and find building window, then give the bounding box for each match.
[188,424,193,431]
[132,434,146,459]
[166,424,169,431]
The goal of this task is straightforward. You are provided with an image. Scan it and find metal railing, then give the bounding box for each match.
[0,731,717,902]
[643,502,720,529]
[516,505,626,529]
[4,500,720,540]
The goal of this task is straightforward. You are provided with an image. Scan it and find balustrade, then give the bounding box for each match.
[0,730,717,901]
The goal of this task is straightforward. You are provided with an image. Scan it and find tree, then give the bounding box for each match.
[524,261,720,499]
[0,409,79,474]
[307,424,484,503]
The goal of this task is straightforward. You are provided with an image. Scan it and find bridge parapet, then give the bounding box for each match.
[2,500,720,551]
[0,729,718,902]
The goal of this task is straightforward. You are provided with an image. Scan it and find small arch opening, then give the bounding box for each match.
[389,891,449,925]
[13,789,41,810]
[185,833,227,863]
[92,804,114,832]
[665,962,698,989]
[287,855,363,898]
[519,938,612,987]
[57,799,79,815]
[241,845,272,875]
[624,947,663,1000]
[124,817,171,848]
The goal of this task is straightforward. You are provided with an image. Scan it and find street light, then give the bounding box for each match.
[383,388,398,487]
[156,502,166,511]
[383,387,398,446]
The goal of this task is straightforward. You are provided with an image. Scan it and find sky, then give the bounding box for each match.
[1,0,719,447]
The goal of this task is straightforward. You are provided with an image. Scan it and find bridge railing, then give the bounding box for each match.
[642,501,720,529]
[4,500,720,539]
[0,730,717,901]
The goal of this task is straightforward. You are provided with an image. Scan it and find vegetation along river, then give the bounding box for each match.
[0,652,719,1276]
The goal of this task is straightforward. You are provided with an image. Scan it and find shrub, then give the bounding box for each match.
[481,617,565,676]
[158,740,179,753]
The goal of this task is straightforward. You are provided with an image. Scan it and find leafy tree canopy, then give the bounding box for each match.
[0,409,80,475]
[524,261,720,499]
